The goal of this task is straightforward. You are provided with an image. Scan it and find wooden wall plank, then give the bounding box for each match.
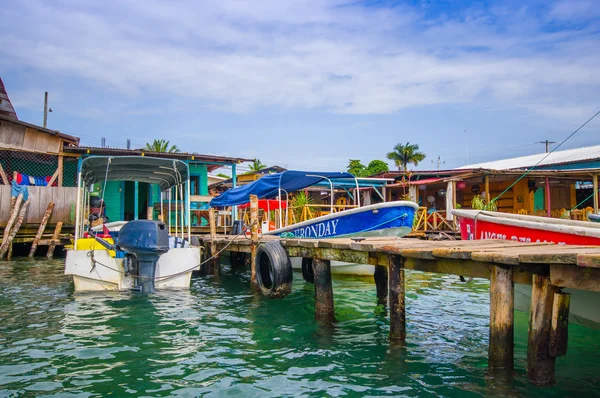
[22,128,38,150]
[34,131,50,153]
[46,136,61,154]
[9,124,25,148]
[25,187,40,223]
[0,121,14,146]
[0,185,11,225]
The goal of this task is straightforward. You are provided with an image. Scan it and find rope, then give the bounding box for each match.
[490,109,600,206]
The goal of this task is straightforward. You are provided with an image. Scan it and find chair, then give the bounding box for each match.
[571,209,584,221]
[517,209,528,215]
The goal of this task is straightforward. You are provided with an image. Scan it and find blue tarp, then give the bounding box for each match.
[11,180,29,201]
[210,171,355,207]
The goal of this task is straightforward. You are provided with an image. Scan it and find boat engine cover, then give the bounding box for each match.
[118,220,169,254]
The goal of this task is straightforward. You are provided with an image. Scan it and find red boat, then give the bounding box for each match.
[453,209,600,245]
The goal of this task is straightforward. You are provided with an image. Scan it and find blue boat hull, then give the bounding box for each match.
[265,201,418,239]
[589,214,600,223]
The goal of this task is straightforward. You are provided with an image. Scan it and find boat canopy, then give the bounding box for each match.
[210,170,355,207]
[81,156,189,190]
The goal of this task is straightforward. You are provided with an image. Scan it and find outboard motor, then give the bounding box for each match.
[117,220,169,293]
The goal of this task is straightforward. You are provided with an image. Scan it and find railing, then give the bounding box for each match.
[411,207,458,235]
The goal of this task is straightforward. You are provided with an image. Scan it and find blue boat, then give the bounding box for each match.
[589,213,600,223]
[210,170,418,239]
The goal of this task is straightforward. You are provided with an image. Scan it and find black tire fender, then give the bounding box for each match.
[255,241,293,299]
[301,258,314,283]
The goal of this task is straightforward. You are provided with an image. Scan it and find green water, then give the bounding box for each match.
[0,259,599,397]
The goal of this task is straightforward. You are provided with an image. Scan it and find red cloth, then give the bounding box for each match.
[238,199,287,211]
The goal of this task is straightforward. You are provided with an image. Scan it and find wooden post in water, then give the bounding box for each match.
[313,258,334,322]
[489,264,514,370]
[250,194,259,286]
[0,199,30,260]
[1,193,23,249]
[208,207,219,275]
[388,254,406,343]
[528,273,556,385]
[374,264,388,305]
[29,202,55,258]
[549,291,570,358]
[46,222,63,259]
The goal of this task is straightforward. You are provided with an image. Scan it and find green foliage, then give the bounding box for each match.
[145,139,180,153]
[347,159,366,177]
[471,195,497,211]
[366,159,389,175]
[386,142,426,171]
[247,159,267,173]
[289,191,314,220]
[347,159,390,177]
[216,173,229,179]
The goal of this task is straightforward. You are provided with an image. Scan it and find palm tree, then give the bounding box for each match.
[248,159,267,172]
[386,142,426,172]
[145,139,180,153]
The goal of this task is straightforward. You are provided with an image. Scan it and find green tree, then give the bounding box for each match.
[347,159,366,177]
[248,159,267,172]
[145,139,180,153]
[366,159,389,175]
[216,173,229,179]
[386,142,426,172]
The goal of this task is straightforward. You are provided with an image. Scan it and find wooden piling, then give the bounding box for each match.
[250,194,259,285]
[0,199,30,260]
[0,162,8,185]
[28,202,55,258]
[489,264,514,370]
[208,207,219,275]
[1,193,23,249]
[313,258,334,321]
[388,254,406,343]
[528,273,556,385]
[374,264,388,305]
[549,291,570,358]
[46,222,63,259]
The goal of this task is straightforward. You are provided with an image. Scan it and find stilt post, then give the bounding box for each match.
[388,254,406,342]
[313,258,334,321]
[489,264,514,370]
[374,264,388,305]
[1,193,23,249]
[46,222,63,259]
[549,291,570,358]
[528,273,556,385]
[208,207,219,275]
[250,194,259,285]
[29,202,55,258]
[0,199,31,260]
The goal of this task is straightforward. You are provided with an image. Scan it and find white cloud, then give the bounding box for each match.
[0,0,599,122]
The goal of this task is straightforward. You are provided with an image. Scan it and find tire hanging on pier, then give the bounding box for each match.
[301,258,314,283]
[255,241,293,299]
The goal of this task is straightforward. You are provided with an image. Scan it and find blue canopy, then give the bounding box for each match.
[210,171,355,207]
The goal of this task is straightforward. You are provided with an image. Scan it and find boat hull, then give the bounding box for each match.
[589,214,600,223]
[454,209,600,245]
[65,247,201,292]
[266,201,418,239]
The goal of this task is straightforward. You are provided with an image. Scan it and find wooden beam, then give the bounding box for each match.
[46,222,63,259]
[1,193,23,250]
[0,199,31,260]
[0,162,8,185]
[489,264,514,370]
[549,291,570,358]
[250,194,259,286]
[57,154,64,187]
[550,263,600,292]
[314,258,334,322]
[388,254,406,343]
[28,202,54,258]
[47,168,59,187]
[528,274,556,385]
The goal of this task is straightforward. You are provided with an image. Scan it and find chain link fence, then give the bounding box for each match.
[0,149,77,187]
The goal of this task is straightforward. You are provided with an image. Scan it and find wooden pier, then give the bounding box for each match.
[201,230,600,386]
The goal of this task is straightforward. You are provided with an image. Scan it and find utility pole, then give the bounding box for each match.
[537,140,556,153]
[432,155,445,171]
[43,92,48,128]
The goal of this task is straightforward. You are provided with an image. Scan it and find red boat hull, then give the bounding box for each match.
[458,217,600,245]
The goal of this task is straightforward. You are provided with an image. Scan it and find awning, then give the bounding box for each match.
[210,170,355,207]
[386,177,443,188]
[81,156,189,190]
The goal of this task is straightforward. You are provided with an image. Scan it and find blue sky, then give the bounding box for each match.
[1,0,599,174]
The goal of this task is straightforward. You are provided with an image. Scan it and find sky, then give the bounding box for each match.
[1,0,599,174]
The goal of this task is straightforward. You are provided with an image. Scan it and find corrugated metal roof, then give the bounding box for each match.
[0,78,18,119]
[65,146,252,163]
[457,145,600,171]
